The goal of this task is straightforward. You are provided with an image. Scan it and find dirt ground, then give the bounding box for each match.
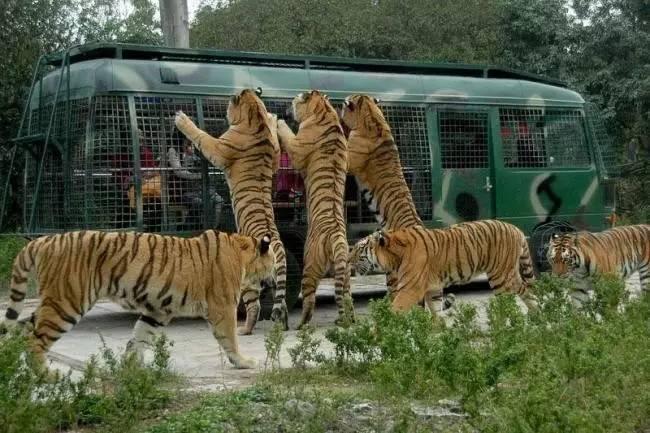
[3,273,642,390]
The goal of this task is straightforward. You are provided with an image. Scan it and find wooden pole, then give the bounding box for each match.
[159,0,190,48]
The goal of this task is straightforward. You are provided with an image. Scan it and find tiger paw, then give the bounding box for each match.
[233,355,258,370]
[443,293,457,310]
[174,111,192,132]
[270,303,289,331]
[237,326,253,336]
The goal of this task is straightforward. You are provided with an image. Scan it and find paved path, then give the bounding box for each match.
[5,274,642,389]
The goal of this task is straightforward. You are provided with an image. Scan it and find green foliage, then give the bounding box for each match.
[264,321,286,370]
[323,275,650,432]
[0,236,27,293]
[288,324,325,369]
[0,330,177,433]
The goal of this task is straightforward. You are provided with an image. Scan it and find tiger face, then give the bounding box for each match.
[227,87,268,127]
[349,231,403,276]
[290,90,336,123]
[236,234,275,284]
[547,233,583,277]
[339,94,385,134]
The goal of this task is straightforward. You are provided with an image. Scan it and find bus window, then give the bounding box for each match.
[439,110,489,169]
[544,110,590,167]
[500,108,547,168]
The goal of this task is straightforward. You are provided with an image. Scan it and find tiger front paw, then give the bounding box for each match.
[174,111,193,132]
[234,355,258,370]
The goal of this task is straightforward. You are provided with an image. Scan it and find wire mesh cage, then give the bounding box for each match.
[585,103,621,178]
[529,220,577,272]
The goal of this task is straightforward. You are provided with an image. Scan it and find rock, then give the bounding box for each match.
[351,401,374,413]
[410,402,468,420]
[437,398,463,413]
[285,399,316,417]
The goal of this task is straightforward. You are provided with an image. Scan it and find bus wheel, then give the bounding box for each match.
[529,220,576,273]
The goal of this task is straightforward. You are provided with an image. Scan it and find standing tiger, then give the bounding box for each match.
[339,94,425,300]
[349,220,537,315]
[547,224,650,293]
[174,88,289,334]
[276,90,353,328]
[1,230,274,369]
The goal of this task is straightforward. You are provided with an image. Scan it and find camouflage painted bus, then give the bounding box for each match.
[1,43,618,311]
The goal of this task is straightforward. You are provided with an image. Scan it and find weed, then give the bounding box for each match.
[288,324,325,369]
[0,329,178,433]
[264,321,285,370]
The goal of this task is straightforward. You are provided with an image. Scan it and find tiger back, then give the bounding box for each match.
[350,220,537,315]
[174,88,289,334]
[547,224,650,291]
[276,90,353,328]
[1,230,274,369]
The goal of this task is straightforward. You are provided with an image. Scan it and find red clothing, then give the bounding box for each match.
[275,152,304,196]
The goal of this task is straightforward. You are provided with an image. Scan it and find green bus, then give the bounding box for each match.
[1,43,619,311]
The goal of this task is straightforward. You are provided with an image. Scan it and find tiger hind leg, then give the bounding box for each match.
[125,313,171,362]
[238,283,261,336]
[639,264,650,293]
[29,298,82,366]
[1,249,32,333]
[296,257,325,329]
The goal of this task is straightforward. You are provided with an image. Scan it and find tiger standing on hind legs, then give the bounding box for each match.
[339,94,455,312]
[276,90,354,328]
[349,220,538,318]
[0,230,275,370]
[174,88,290,334]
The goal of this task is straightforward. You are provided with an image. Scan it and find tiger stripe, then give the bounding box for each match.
[277,90,354,327]
[0,230,274,369]
[175,88,289,334]
[548,224,650,292]
[350,220,537,315]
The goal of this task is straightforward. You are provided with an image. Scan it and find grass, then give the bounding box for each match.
[1,274,648,432]
[0,331,180,433]
[0,235,27,295]
[138,274,650,433]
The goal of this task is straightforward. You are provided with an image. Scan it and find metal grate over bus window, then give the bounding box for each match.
[382,104,433,221]
[439,110,489,169]
[499,108,591,169]
[89,95,134,230]
[585,103,620,177]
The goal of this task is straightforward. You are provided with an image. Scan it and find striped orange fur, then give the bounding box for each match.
[340,94,423,300]
[276,90,354,327]
[350,220,537,315]
[1,230,274,369]
[175,88,289,334]
[547,224,650,291]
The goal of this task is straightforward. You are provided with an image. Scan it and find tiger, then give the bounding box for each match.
[339,94,427,302]
[0,230,274,369]
[276,90,353,328]
[174,87,289,334]
[547,224,650,298]
[349,220,537,315]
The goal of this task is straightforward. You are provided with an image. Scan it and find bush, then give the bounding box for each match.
[0,330,177,433]
[324,274,650,432]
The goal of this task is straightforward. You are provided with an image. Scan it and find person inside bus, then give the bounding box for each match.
[167,137,224,230]
[274,151,304,222]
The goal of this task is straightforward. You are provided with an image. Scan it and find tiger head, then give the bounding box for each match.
[349,231,404,276]
[289,90,337,123]
[227,87,270,129]
[340,94,388,137]
[547,233,585,277]
[235,233,275,284]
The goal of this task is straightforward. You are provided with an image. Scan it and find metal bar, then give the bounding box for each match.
[83,96,94,228]
[195,96,210,229]
[128,95,143,230]
[28,50,71,232]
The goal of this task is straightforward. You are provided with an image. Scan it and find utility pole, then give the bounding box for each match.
[159,0,190,48]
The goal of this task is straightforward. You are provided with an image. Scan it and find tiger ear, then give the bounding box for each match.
[255,87,263,96]
[260,234,272,255]
[344,99,354,111]
[373,97,380,104]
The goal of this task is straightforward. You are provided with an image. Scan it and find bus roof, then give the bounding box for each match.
[33,43,584,107]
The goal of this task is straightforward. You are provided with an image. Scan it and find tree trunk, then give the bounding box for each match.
[159,0,189,48]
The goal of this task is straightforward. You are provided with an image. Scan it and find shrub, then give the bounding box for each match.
[0,235,27,293]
